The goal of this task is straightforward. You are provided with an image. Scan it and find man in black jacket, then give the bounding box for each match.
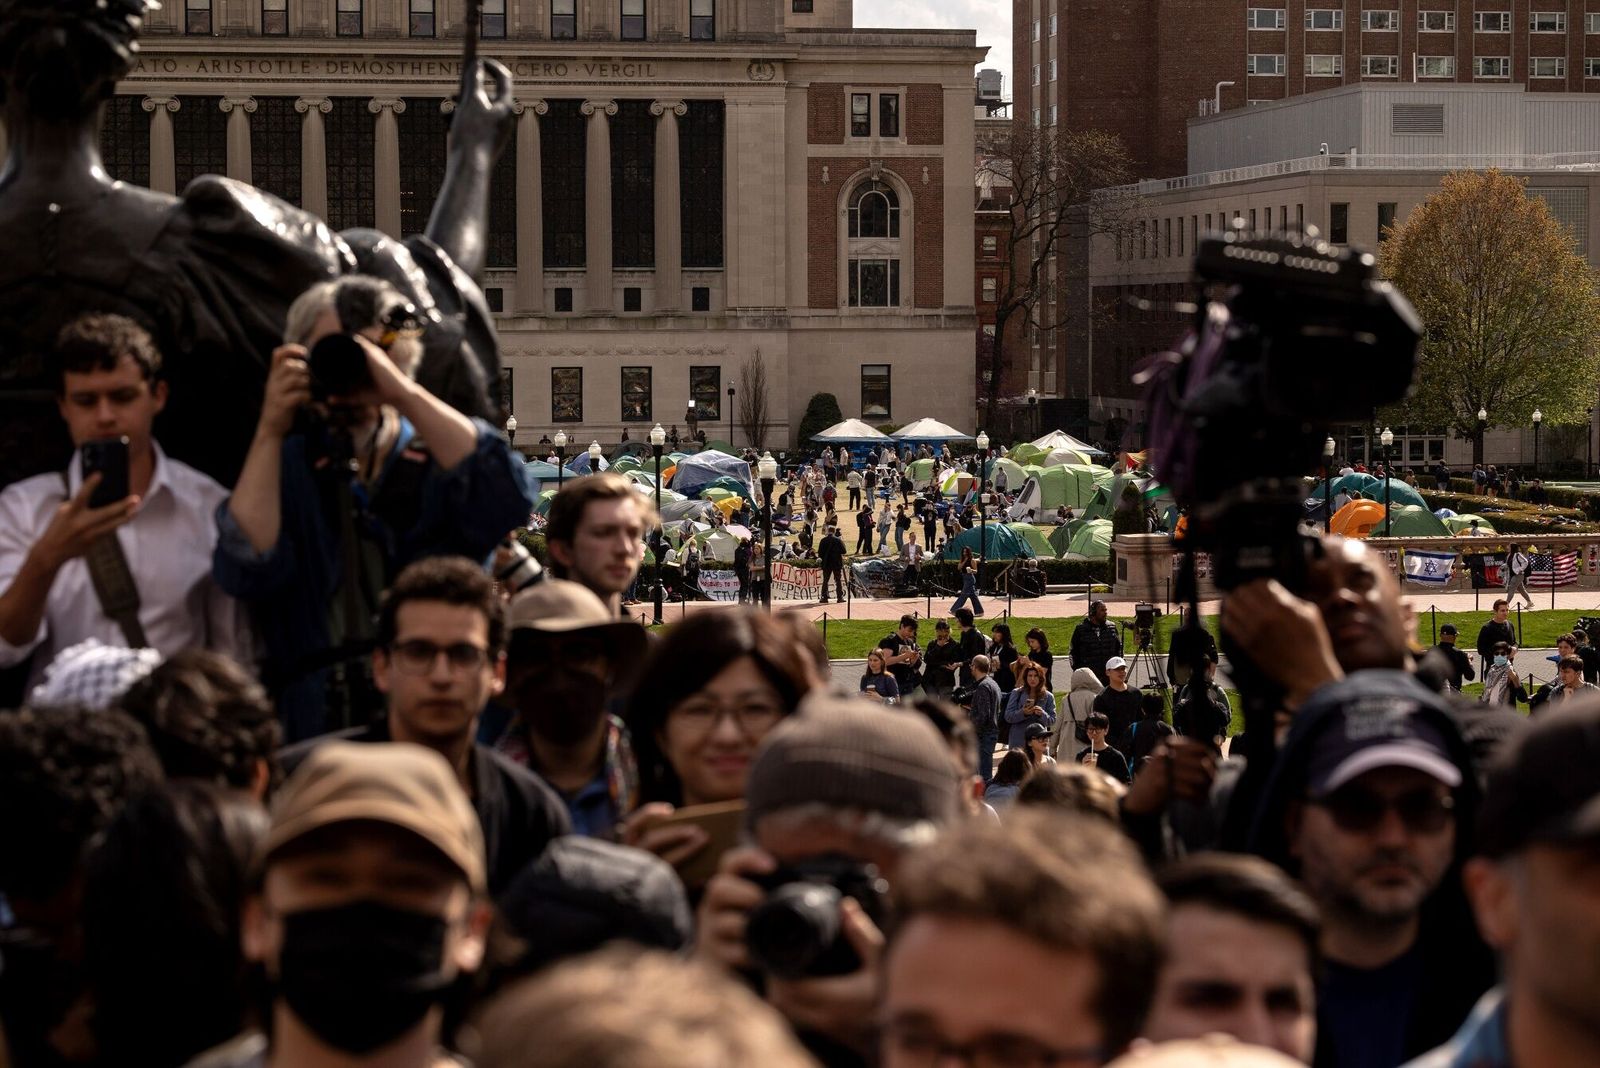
[953,608,988,688]
[854,504,874,556]
[1474,600,1515,674]
[817,524,847,603]
[1070,600,1122,685]
[1433,624,1475,693]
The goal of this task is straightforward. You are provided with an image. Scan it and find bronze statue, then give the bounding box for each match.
[0,0,514,488]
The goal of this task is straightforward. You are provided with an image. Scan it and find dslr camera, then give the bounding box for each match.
[307,277,423,401]
[745,855,889,979]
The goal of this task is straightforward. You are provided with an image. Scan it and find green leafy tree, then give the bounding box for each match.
[1380,169,1600,464]
[797,392,844,447]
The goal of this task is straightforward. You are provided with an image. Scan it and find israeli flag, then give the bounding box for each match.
[1403,549,1457,587]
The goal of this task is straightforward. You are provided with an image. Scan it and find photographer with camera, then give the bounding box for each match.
[215,276,534,741]
[694,697,960,1066]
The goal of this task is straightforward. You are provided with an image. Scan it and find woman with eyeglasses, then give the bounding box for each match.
[859,648,901,704]
[621,609,814,876]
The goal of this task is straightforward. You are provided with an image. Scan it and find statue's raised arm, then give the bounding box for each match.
[0,0,516,490]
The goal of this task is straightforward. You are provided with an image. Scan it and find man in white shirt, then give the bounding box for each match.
[0,315,246,689]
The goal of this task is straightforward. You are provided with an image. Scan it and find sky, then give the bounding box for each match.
[854,0,1011,100]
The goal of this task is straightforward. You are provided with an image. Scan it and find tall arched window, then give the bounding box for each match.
[845,178,904,308]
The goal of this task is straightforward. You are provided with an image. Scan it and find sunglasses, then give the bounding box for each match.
[1315,787,1455,835]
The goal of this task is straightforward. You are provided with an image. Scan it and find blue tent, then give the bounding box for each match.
[938,523,1035,561]
[669,451,753,498]
[566,450,610,475]
[524,460,583,482]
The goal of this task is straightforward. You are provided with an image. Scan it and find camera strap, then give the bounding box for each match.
[59,474,148,649]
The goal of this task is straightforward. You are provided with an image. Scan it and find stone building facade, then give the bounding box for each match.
[98,0,984,448]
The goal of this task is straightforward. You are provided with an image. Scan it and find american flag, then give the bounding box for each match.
[1528,550,1580,588]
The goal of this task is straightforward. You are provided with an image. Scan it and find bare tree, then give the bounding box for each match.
[738,349,772,450]
[978,125,1139,428]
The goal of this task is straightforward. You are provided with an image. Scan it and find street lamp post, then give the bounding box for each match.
[975,429,990,489]
[1380,427,1394,535]
[649,425,666,626]
[1588,406,1595,479]
[1026,387,1038,439]
[727,386,736,448]
[758,451,778,610]
[504,414,517,450]
[686,398,698,444]
[975,431,991,589]
[588,441,602,480]
[553,430,568,491]
[1532,408,1543,478]
[1323,435,1336,534]
[1477,407,1488,469]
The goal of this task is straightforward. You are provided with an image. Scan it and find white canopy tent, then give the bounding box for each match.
[1031,429,1106,456]
[812,418,893,442]
[893,418,974,443]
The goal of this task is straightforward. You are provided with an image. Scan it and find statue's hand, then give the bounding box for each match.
[449,58,515,159]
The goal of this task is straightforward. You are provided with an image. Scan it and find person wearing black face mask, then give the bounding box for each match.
[496,577,648,839]
[204,741,492,1068]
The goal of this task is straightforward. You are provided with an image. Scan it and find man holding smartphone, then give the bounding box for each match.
[0,314,247,691]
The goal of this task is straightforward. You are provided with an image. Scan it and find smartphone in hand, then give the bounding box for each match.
[80,437,130,509]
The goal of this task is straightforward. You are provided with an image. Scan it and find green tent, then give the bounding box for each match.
[700,439,740,456]
[992,457,1029,490]
[1081,475,1173,523]
[1015,465,1100,514]
[532,488,559,516]
[700,476,751,498]
[1360,478,1428,511]
[1009,443,1048,466]
[939,523,1035,561]
[941,469,978,496]
[1379,504,1451,537]
[612,456,642,474]
[1061,518,1114,559]
[1333,472,1382,497]
[906,457,938,483]
[1444,514,1498,535]
[1007,523,1057,558]
[702,487,738,503]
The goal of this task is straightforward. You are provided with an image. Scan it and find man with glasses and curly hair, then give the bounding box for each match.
[279,556,568,896]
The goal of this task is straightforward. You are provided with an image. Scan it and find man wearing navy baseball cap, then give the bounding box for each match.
[1248,671,1494,1068]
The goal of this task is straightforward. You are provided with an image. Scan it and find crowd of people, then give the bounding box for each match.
[2,307,1600,1068]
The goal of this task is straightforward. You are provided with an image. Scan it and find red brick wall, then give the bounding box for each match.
[806,158,946,310]
[809,84,844,144]
[907,84,944,144]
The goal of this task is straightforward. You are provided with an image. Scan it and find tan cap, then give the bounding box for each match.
[262,741,487,894]
[506,578,648,661]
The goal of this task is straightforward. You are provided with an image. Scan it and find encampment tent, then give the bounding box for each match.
[1444,514,1498,535]
[698,439,741,456]
[1041,446,1096,468]
[692,528,744,563]
[669,451,752,498]
[893,418,973,444]
[939,523,1035,560]
[1006,466,1101,520]
[566,451,610,474]
[1031,430,1106,456]
[1359,478,1429,511]
[812,419,892,443]
[1060,518,1114,560]
[1007,523,1057,559]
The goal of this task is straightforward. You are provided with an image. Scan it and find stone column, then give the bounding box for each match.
[370,98,406,238]
[651,100,686,312]
[581,99,617,313]
[143,96,179,195]
[220,97,256,184]
[515,100,548,313]
[296,97,331,219]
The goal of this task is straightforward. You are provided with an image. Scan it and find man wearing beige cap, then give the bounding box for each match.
[280,556,569,895]
[494,577,647,838]
[198,741,491,1067]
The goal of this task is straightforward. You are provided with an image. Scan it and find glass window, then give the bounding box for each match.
[1329,202,1349,244]
[186,0,211,34]
[622,0,645,40]
[1417,55,1456,77]
[690,0,715,40]
[680,101,724,268]
[623,287,642,312]
[252,98,302,207]
[981,277,997,301]
[398,97,449,239]
[173,96,226,193]
[487,125,517,268]
[1306,54,1343,76]
[1247,54,1285,75]
[848,259,900,308]
[611,100,655,268]
[622,367,653,423]
[1304,9,1342,29]
[1474,11,1510,32]
[552,369,582,422]
[861,365,891,419]
[1530,11,1566,32]
[1531,57,1566,78]
[1246,7,1284,29]
[850,93,871,137]
[552,0,577,39]
[337,0,362,36]
[1362,9,1398,30]
[848,180,900,238]
[326,98,375,230]
[554,287,574,312]
[879,95,900,138]
[1417,10,1455,32]
[481,0,505,37]
[1377,202,1397,241]
[1474,57,1510,78]
[1589,13,1600,33]
[99,96,150,187]
[542,100,587,269]
[1033,19,1040,40]
[1588,57,1600,78]
[262,0,287,34]
[1049,13,1057,34]
[981,234,998,254]
[691,366,721,420]
[793,0,813,10]
[409,0,434,37]
[691,286,711,311]
[1362,55,1399,76]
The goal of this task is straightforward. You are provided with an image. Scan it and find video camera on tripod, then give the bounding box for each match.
[1132,602,1160,650]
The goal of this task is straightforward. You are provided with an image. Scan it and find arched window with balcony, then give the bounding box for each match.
[845,178,906,308]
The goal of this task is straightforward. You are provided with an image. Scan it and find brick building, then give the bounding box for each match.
[89,0,984,446]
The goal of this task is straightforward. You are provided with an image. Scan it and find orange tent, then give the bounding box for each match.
[1331,499,1386,539]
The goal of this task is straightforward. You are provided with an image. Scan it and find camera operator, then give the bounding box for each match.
[694,697,960,1066]
[215,276,534,741]
[0,314,250,690]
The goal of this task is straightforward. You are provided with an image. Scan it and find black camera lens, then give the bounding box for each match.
[308,333,373,399]
[745,882,845,979]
